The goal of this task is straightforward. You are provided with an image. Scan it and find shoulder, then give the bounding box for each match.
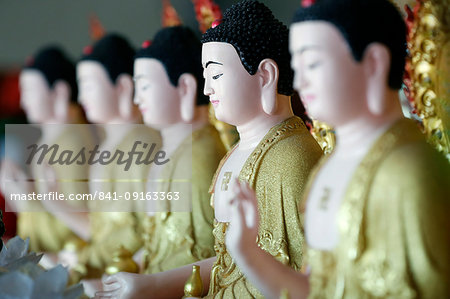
[378,138,449,187]
[127,125,161,144]
[372,137,450,211]
[192,125,226,160]
[263,124,323,173]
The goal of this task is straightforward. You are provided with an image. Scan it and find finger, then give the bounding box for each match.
[103,282,121,292]
[242,200,258,229]
[102,275,117,285]
[231,177,241,194]
[95,288,121,299]
[240,181,255,201]
[239,182,260,228]
[229,179,247,206]
[229,197,241,224]
[235,195,248,228]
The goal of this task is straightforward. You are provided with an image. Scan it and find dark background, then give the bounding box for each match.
[0,0,305,69]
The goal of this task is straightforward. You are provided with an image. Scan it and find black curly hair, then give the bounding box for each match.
[25,46,78,102]
[80,33,135,84]
[201,0,294,96]
[292,0,406,89]
[135,26,209,106]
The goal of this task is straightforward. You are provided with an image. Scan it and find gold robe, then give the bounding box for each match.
[207,116,323,298]
[142,125,226,273]
[77,126,161,278]
[18,126,93,252]
[307,119,450,298]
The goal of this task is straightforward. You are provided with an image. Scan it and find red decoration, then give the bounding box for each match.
[211,19,221,28]
[0,71,21,118]
[301,0,315,7]
[403,0,422,108]
[162,0,182,27]
[192,0,222,33]
[141,40,152,49]
[83,45,93,55]
[404,2,420,37]
[89,13,106,41]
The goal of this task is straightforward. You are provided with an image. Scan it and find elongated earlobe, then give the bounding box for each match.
[53,80,70,122]
[364,43,390,115]
[178,73,197,122]
[258,59,279,115]
[116,74,134,120]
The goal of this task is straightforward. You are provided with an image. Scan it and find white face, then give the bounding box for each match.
[202,42,262,126]
[19,69,54,124]
[133,58,181,129]
[76,61,119,124]
[289,21,367,127]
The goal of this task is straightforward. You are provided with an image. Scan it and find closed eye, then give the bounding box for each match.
[142,85,150,91]
[308,61,321,69]
[212,73,223,80]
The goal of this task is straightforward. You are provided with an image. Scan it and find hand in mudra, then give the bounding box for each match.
[225,179,260,262]
[96,272,152,299]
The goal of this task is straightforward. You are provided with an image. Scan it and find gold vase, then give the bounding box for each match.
[183,265,203,298]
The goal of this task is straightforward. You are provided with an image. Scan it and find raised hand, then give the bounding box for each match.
[96,272,153,299]
[225,179,260,263]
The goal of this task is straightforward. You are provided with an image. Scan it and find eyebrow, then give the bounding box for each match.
[294,45,321,54]
[205,61,223,68]
[76,75,91,83]
[132,75,145,81]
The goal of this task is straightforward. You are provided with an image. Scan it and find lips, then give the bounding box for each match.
[210,100,219,106]
[301,94,316,103]
[139,107,148,113]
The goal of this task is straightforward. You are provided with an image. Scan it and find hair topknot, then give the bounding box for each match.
[293,0,406,89]
[201,0,294,96]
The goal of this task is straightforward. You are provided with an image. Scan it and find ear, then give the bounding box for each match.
[258,59,279,115]
[363,43,391,115]
[53,80,70,122]
[116,74,134,119]
[177,73,197,122]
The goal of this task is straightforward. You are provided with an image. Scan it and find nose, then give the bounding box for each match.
[293,68,309,93]
[133,91,141,105]
[77,88,84,105]
[293,72,302,93]
[291,58,308,92]
[203,78,213,96]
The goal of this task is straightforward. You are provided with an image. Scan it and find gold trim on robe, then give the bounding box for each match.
[76,126,161,278]
[306,118,450,298]
[206,116,323,298]
[141,125,226,273]
[18,126,93,253]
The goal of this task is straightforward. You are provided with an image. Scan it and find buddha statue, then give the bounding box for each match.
[133,26,226,274]
[223,0,450,298]
[99,1,323,298]
[73,34,161,285]
[2,46,92,255]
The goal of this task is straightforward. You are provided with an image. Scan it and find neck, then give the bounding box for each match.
[237,94,294,149]
[102,125,135,143]
[66,104,87,124]
[159,106,209,154]
[40,125,66,142]
[105,117,140,125]
[334,92,403,152]
[41,118,59,125]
